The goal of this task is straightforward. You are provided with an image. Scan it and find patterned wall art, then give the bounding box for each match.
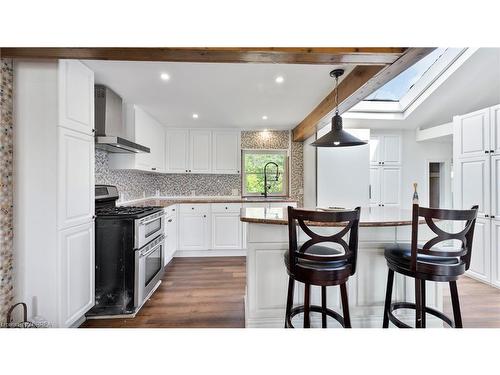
[96,130,305,205]
[0,59,14,324]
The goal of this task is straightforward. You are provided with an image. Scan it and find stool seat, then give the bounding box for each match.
[284,244,348,271]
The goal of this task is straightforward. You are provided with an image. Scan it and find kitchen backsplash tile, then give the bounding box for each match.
[0,59,14,324]
[96,130,304,205]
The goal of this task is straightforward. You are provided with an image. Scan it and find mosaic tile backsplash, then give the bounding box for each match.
[0,59,14,324]
[96,130,304,204]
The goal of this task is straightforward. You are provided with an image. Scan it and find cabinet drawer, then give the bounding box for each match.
[164,205,178,216]
[211,203,242,213]
[179,203,210,214]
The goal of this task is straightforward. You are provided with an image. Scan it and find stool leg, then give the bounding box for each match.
[303,284,311,328]
[449,281,463,328]
[421,280,426,328]
[285,276,295,328]
[382,269,394,328]
[340,282,351,328]
[415,278,423,328]
[321,286,327,328]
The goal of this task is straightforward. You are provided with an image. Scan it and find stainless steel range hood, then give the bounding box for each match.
[94,85,150,153]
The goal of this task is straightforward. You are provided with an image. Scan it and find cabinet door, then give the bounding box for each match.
[212,212,242,249]
[212,131,241,174]
[381,167,401,206]
[369,135,382,165]
[150,122,165,172]
[382,135,401,164]
[454,108,490,158]
[491,105,500,155]
[58,128,95,229]
[58,60,94,135]
[189,130,212,173]
[134,112,153,171]
[178,213,209,250]
[164,215,177,266]
[165,129,189,173]
[467,218,491,283]
[491,220,500,287]
[456,156,490,217]
[59,221,95,327]
[369,167,381,206]
[492,155,500,219]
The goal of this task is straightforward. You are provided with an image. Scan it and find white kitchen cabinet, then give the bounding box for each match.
[370,133,401,165]
[165,129,190,173]
[58,60,95,136]
[491,155,500,219]
[164,212,178,266]
[109,106,165,173]
[467,218,491,283]
[454,108,490,159]
[212,130,241,174]
[211,203,242,249]
[455,156,490,217]
[491,104,500,155]
[57,126,95,230]
[369,167,381,206]
[58,221,95,327]
[491,220,500,287]
[369,166,400,207]
[179,205,210,250]
[189,130,212,173]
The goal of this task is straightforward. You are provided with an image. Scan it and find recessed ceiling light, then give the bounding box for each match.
[275,76,284,84]
[192,113,199,119]
[262,115,268,120]
[160,73,170,81]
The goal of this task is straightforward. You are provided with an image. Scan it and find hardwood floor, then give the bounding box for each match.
[82,256,500,328]
[443,276,500,328]
[82,257,246,328]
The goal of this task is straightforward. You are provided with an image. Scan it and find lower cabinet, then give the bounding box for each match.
[178,205,210,250]
[490,220,500,287]
[467,217,492,283]
[212,213,242,249]
[58,221,95,327]
[164,213,178,266]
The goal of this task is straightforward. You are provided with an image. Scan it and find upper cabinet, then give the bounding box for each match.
[58,60,95,136]
[454,108,490,158]
[212,131,241,174]
[370,133,401,165]
[189,130,212,173]
[164,129,241,174]
[109,106,166,173]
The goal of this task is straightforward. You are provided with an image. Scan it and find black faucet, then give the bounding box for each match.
[262,162,279,198]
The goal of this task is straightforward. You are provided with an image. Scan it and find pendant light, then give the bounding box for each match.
[311,69,367,147]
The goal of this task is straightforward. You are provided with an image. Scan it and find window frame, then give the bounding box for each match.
[241,149,289,197]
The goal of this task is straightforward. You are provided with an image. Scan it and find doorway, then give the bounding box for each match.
[428,162,447,208]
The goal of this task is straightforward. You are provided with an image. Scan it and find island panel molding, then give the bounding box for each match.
[0,59,14,324]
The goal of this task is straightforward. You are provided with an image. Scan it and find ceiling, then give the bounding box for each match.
[343,48,500,130]
[84,60,354,130]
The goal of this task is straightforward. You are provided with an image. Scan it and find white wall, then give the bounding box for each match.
[398,129,453,208]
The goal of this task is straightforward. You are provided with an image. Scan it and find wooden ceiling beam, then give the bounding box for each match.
[0,47,406,65]
[292,48,436,142]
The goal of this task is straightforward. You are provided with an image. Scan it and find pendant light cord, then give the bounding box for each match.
[334,74,339,115]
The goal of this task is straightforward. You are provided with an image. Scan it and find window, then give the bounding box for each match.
[242,150,288,196]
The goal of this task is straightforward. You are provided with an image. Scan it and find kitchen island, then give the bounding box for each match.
[241,206,444,328]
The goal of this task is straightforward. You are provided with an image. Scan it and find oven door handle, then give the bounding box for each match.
[140,242,162,258]
[141,216,163,226]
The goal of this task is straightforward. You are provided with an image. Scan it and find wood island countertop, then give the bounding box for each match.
[240,206,422,227]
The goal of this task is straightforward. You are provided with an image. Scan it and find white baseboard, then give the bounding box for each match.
[174,249,247,258]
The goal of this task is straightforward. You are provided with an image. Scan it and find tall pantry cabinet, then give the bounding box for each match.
[453,104,500,286]
[14,60,95,327]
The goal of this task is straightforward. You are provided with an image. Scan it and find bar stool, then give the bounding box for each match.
[382,204,478,328]
[284,206,361,328]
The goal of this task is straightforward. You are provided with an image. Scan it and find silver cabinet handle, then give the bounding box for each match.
[167,219,173,222]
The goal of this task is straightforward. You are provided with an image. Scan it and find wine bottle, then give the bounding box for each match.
[412,182,419,204]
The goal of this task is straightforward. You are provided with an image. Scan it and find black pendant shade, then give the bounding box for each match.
[311,112,367,147]
[311,69,367,148]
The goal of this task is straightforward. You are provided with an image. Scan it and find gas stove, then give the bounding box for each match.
[96,205,162,219]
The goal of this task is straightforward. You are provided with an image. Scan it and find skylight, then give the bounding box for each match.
[364,48,447,102]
